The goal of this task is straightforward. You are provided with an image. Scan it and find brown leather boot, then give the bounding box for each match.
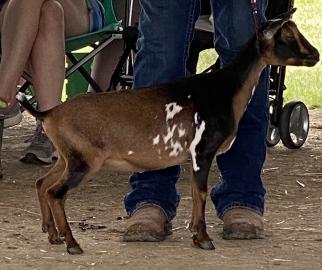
[222,208,264,240]
[123,205,172,242]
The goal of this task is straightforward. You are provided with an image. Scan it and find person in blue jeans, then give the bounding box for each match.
[123,0,269,241]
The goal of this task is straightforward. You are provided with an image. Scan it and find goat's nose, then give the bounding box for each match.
[307,49,320,61]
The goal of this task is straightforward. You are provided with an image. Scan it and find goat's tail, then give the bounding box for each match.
[16,92,48,120]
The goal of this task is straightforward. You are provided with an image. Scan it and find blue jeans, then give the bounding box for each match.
[124,0,269,220]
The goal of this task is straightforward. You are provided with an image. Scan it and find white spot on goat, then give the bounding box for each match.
[161,124,185,157]
[178,127,186,138]
[152,135,160,145]
[189,113,206,172]
[128,151,134,155]
[165,102,183,121]
[163,125,177,144]
[169,141,183,157]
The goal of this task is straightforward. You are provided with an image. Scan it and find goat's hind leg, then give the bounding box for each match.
[36,157,66,245]
[46,153,95,255]
[190,160,215,250]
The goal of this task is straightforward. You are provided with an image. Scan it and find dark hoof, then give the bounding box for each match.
[192,235,215,250]
[42,224,49,233]
[67,245,83,255]
[198,240,215,250]
[48,235,64,245]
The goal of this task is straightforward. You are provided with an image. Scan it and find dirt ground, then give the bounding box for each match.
[0,110,321,270]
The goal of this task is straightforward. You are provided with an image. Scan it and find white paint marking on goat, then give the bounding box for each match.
[189,113,206,172]
[152,135,160,145]
[165,102,183,121]
[128,151,134,155]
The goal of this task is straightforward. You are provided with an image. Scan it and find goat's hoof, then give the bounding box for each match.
[192,235,215,250]
[67,245,83,255]
[42,224,49,233]
[48,235,64,245]
[198,240,215,250]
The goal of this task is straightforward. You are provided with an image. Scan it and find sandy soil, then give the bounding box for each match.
[0,110,321,270]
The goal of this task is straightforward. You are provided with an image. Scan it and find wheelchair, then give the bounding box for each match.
[265,0,309,149]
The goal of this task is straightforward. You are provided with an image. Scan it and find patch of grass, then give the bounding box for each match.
[197,0,322,108]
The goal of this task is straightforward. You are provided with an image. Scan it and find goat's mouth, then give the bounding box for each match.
[301,51,320,67]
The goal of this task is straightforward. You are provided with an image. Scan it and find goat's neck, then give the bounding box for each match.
[229,38,267,126]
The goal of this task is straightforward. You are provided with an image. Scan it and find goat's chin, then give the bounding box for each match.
[282,58,319,67]
[303,59,319,67]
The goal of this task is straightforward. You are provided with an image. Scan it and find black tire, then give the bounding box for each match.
[278,101,309,149]
[266,123,280,147]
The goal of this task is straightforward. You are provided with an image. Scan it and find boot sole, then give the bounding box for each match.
[223,228,264,240]
[123,230,167,242]
[20,153,55,165]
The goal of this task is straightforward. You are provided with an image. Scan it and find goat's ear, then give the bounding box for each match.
[262,8,297,40]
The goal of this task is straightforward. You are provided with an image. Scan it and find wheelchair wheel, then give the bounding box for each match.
[278,101,309,149]
[266,123,280,147]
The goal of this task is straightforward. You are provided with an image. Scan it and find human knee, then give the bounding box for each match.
[39,0,64,33]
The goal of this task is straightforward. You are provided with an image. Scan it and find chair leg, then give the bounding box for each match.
[0,119,4,179]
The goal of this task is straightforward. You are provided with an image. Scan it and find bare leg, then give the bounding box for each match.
[30,1,65,111]
[89,0,141,92]
[0,0,89,105]
[88,40,124,92]
[0,0,47,103]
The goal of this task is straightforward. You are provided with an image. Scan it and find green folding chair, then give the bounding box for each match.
[0,0,123,178]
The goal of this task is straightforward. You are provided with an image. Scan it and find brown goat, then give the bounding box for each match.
[17,9,319,254]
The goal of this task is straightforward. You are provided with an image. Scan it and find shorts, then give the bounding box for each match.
[87,0,105,32]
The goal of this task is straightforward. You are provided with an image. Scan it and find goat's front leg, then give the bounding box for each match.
[189,153,215,250]
[36,158,66,245]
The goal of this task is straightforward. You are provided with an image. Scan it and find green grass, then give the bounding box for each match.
[197,0,322,108]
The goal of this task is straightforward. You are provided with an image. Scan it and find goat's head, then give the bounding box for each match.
[259,8,319,67]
